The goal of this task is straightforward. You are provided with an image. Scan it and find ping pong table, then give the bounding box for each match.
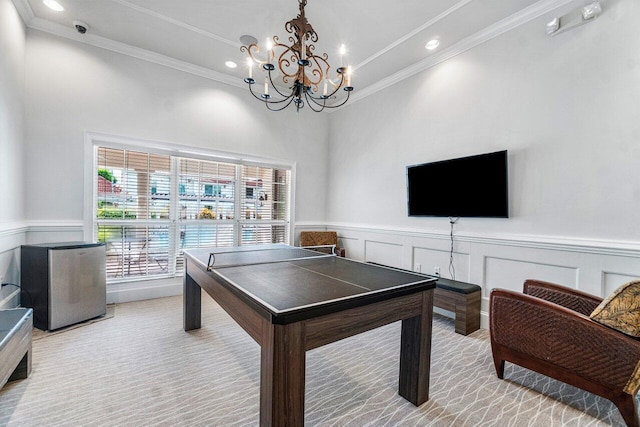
[183,244,436,426]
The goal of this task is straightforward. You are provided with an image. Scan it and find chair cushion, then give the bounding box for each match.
[590,279,640,337]
[300,231,338,247]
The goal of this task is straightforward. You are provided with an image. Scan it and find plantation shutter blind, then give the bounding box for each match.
[95,145,291,281]
[174,158,237,272]
[96,147,172,279]
[240,166,290,246]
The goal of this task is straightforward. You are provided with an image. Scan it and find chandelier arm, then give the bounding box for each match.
[326,73,347,97]
[247,83,270,102]
[305,73,345,101]
[304,92,327,112]
[248,83,295,105]
[265,96,296,112]
[266,96,297,105]
[301,57,323,89]
[241,44,266,66]
[274,43,298,80]
[306,53,330,87]
[317,89,352,109]
[266,71,291,99]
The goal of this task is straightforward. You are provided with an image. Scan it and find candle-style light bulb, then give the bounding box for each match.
[266,38,274,63]
[247,58,253,79]
[323,79,328,96]
[347,66,352,87]
[264,78,269,95]
[339,44,346,67]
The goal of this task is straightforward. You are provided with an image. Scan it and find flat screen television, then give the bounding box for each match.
[407,150,508,218]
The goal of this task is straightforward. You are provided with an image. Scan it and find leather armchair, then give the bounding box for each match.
[299,231,345,257]
[490,280,640,427]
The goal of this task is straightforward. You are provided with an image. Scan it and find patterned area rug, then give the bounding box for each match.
[0,296,633,426]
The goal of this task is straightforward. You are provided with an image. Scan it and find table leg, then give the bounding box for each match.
[183,272,201,331]
[398,290,433,406]
[260,320,306,426]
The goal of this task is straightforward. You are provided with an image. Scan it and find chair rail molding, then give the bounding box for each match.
[326,222,640,330]
[25,220,85,233]
[326,222,640,258]
[0,222,29,240]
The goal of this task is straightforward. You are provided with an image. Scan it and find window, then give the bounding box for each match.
[94,146,291,282]
[240,166,290,245]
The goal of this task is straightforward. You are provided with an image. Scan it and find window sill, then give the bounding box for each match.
[106,276,182,304]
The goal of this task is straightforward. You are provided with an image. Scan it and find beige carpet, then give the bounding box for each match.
[0,296,632,426]
[32,304,115,341]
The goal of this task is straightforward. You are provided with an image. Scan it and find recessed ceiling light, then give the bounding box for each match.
[43,0,64,11]
[425,39,440,50]
[225,61,238,69]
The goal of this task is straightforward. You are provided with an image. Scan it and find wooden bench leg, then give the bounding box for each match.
[9,349,31,382]
[454,291,481,336]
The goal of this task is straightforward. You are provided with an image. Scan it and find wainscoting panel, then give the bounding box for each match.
[323,223,640,329]
[0,222,28,309]
[26,222,84,244]
[484,256,578,293]
[364,240,403,268]
[413,247,470,281]
[338,236,360,260]
[603,272,640,296]
[7,222,639,316]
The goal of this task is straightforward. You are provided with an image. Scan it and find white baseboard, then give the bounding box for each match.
[107,278,182,304]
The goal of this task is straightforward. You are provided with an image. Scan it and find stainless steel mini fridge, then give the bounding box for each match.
[21,242,106,330]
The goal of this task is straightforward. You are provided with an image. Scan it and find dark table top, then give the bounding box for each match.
[185,245,436,322]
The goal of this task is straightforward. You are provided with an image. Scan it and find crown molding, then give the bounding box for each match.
[27,17,245,90]
[108,0,241,48]
[11,0,34,25]
[339,0,577,111]
[18,0,576,111]
[354,0,475,72]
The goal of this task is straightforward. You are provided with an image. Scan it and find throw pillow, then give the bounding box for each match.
[590,279,640,337]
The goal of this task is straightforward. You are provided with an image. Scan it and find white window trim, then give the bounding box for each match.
[83,131,297,280]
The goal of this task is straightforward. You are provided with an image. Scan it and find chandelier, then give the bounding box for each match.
[240,0,354,112]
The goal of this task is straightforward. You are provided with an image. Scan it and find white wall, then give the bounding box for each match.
[328,0,640,241]
[326,0,640,326]
[15,0,640,316]
[0,0,27,307]
[0,0,25,225]
[24,29,330,226]
[22,30,330,301]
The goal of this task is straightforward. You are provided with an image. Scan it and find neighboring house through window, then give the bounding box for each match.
[94,144,292,282]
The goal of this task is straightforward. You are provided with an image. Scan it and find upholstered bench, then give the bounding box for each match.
[0,308,33,390]
[433,277,481,335]
[367,263,481,335]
